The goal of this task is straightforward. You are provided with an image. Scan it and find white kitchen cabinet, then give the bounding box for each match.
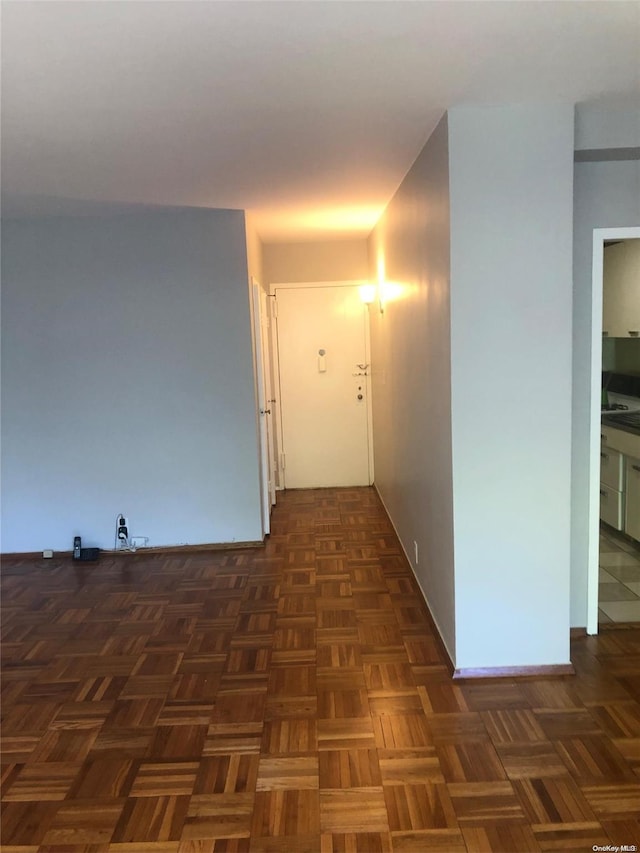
[602,240,640,338]
[625,456,640,542]
[600,432,625,530]
[600,482,624,530]
[600,446,624,491]
[601,425,640,542]
[601,424,640,459]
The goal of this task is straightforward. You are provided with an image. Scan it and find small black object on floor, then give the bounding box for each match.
[72,536,100,561]
[78,547,100,561]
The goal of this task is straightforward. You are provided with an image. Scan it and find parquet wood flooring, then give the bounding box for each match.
[2,486,640,852]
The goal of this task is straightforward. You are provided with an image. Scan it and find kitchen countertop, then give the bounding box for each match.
[601,413,640,438]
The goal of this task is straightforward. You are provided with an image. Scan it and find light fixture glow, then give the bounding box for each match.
[359,284,377,305]
[377,255,386,314]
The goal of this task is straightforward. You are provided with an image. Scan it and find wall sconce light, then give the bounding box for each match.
[360,278,389,315]
[359,284,377,306]
[377,255,386,315]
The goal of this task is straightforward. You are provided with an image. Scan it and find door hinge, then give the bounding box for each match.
[280,453,285,470]
[271,296,278,318]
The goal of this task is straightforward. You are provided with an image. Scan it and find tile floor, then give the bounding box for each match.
[599,524,640,623]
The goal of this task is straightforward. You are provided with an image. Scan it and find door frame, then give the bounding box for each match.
[251,277,276,535]
[269,280,374,489]
[586,226,640,634]
[260,288,277,509]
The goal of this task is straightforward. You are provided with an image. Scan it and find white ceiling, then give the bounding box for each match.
[2,1,639,242]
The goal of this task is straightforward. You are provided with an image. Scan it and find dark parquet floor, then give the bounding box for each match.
[1,486,640,852]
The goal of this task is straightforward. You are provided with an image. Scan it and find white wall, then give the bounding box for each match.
[245,212,265,288]
[1,209,263,552]
[263,239,369,285]
[367,115,456,660]
[575,100,640,151]
[571,160,640,625]
[448,104,575,669]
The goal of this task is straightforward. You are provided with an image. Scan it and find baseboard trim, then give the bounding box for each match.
[453,663,575,680]
[373,483,455,677]
[1,540,264,560]
[114,541,265,555]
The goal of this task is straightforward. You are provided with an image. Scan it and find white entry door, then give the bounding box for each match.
[274,284,372,488]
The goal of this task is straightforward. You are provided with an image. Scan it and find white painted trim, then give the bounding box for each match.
[271,296,286,490]
[261,288,277,509]
[251,278,270,537]
[363,304,375,485]
[269,280,368,293]
[587,226,640,635]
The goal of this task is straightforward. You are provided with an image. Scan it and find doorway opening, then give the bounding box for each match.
[270,281,374,490]
[587,227,640,634]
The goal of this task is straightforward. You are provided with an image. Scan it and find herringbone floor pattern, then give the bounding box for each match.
[1,487,639,852]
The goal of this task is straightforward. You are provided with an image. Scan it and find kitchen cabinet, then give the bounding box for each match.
[601,424,640,459]
[625,456,640,542]
[602,240,640,339]
[601,425,640,541]
[600,445,624,530]
[600,483,624,530]
[601,446,624,490]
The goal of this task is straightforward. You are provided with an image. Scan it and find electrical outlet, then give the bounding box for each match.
[116,514,129,549]
[413,540,419,565]
[43,549,53,559]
